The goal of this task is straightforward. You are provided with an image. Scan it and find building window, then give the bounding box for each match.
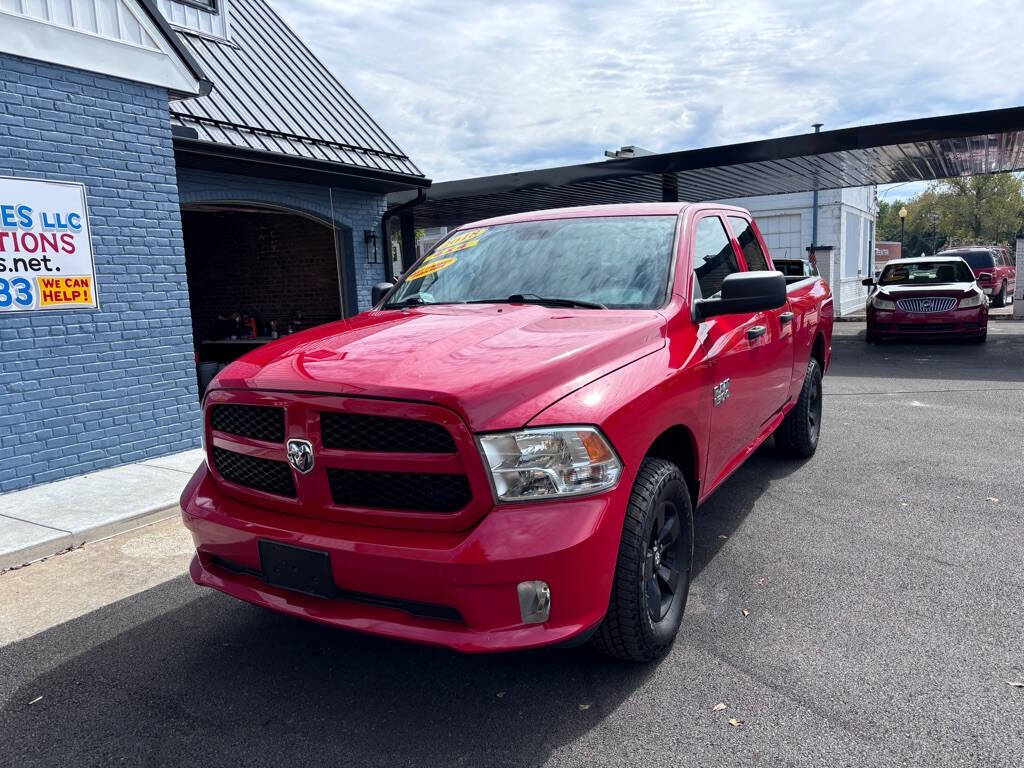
[175,0,219,13]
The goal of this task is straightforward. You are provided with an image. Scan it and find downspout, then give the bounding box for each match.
[811,123,823,248]
[381,189,426,282]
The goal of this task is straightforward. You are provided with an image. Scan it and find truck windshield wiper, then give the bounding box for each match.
[467,294,607,309]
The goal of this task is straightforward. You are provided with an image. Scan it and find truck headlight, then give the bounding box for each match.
[959,291,985,308]
[872,294,896,311]
[478,427,622,501]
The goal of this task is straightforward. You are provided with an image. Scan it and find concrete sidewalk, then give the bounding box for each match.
[0,449,202,572]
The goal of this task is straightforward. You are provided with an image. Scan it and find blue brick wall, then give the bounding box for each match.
[176,168,389,310]
[0,53,200,493]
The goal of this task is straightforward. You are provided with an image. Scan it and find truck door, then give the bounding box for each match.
[726,216,795,416]
[692,214,768,488]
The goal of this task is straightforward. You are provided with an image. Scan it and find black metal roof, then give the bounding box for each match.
[168,0,425,189]
[391,106,1024,228]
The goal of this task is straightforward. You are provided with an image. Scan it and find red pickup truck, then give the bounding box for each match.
[181,203,834,662]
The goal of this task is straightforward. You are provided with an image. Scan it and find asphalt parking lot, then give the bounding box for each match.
[1,323,1022,768]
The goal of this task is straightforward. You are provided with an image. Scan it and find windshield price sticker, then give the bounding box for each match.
[407,257,457,281]
[429,227,489,260]
[0,177,97,313]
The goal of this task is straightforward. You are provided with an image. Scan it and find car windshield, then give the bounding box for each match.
[879,260,974,285]
[949,251,996,268]
[386,216,676,310]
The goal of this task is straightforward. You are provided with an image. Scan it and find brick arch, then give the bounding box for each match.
[177,196,360,318]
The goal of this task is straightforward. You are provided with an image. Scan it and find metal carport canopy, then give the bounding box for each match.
[390,105,1024,229]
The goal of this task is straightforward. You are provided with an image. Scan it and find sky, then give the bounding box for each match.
[274,0,1024,188]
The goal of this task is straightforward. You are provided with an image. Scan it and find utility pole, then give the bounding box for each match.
[929,212,938,254]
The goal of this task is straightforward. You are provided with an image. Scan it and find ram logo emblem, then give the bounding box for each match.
[713,379,731,407]
[286,439,315,474]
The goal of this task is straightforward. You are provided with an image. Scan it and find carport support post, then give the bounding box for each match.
[400,211,417,272]
[661,174,679,203]
[811,123,823,247]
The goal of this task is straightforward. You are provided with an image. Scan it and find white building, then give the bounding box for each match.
[717,187,877,316]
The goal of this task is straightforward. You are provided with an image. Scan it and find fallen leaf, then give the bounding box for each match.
[986,497,999,503]
[757,578,767,587]
[713,702,727,712]
[28,696,42,705]
[496,691,505,699]
[900,503,908,508]
[1006,680,1024,688]
[742,610,750,617]
[718,534,728,540]
[578,703,592,711]
[728,718,744,727]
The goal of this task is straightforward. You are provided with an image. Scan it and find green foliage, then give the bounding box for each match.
[878,174,1024,256]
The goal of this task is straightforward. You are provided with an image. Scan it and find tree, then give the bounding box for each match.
[877,173,1024,256]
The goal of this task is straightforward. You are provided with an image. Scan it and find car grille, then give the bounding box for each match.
[210,404,285,442]
[320,412,455,453]
[327,469,472,513]
[896,297,957,313]
[212,447,296,498]
[897,323,956,332]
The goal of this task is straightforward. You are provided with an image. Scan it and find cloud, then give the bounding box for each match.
[272,0,1024,182]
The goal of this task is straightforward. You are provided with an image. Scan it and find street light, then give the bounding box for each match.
[899,206,908,256]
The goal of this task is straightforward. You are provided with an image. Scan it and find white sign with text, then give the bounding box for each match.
[0,176,97,312]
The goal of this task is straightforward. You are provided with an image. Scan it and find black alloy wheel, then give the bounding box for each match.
[592,458,693,662]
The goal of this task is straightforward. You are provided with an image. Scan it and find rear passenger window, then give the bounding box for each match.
[728,216,769,271]
[693,216,739,299]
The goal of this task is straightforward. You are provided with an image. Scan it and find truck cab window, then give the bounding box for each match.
[728,216,769,271]
[694,216,739,299]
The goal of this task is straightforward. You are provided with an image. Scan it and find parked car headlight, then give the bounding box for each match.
[872,294,896,310]
[959,291,986,308]
[478,427,622,501]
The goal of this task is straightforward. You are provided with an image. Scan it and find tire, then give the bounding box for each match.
[774,357,823,459]
[866,331,880,344]
[992,282,1006,308]
[591,458,693,663]
[970,331,987,344]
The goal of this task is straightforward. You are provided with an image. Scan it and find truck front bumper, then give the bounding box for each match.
[181,464,629,652]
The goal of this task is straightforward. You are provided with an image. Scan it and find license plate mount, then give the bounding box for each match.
[258,540,336,600]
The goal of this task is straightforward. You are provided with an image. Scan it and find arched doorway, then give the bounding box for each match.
[179,201,358,394]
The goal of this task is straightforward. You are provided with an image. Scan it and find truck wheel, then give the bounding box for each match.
[992,282,1006,308]
[774,357,822,458]
[591,458,693,663]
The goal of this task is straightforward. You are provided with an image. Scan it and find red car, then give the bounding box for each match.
[864,256,988,343]
[938,247,1016,307]
[181,203,834,661]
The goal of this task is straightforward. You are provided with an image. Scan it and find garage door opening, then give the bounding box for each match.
[181,204,356,394]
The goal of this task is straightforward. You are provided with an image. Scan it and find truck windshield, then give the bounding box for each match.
[879,261,974,285]
[386,216,676,310]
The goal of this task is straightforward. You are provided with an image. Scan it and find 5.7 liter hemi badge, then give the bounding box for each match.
[713,379,731,407]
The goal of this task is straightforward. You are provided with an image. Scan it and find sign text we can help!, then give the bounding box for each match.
[0,177,98,312]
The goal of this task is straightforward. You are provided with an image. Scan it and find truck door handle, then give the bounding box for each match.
[779,312,794,324]
[747,325,767,340]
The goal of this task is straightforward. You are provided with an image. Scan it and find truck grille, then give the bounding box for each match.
[327,469,471,513]
[210,404,285,442]
[205,393,486,528]
[320,412,455,453]
[212,447,296,498]
[896,297,957,313]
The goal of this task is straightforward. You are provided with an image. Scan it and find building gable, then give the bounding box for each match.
[0,0,207,97]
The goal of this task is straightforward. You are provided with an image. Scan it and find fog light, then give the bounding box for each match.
[517,580,551,624]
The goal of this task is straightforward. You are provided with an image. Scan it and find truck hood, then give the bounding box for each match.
[213,304,666,431]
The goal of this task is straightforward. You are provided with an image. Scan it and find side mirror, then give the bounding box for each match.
[371,281,395,306]
[695,271,786,319]
[978,271,993,281]
[861,277,875,287]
